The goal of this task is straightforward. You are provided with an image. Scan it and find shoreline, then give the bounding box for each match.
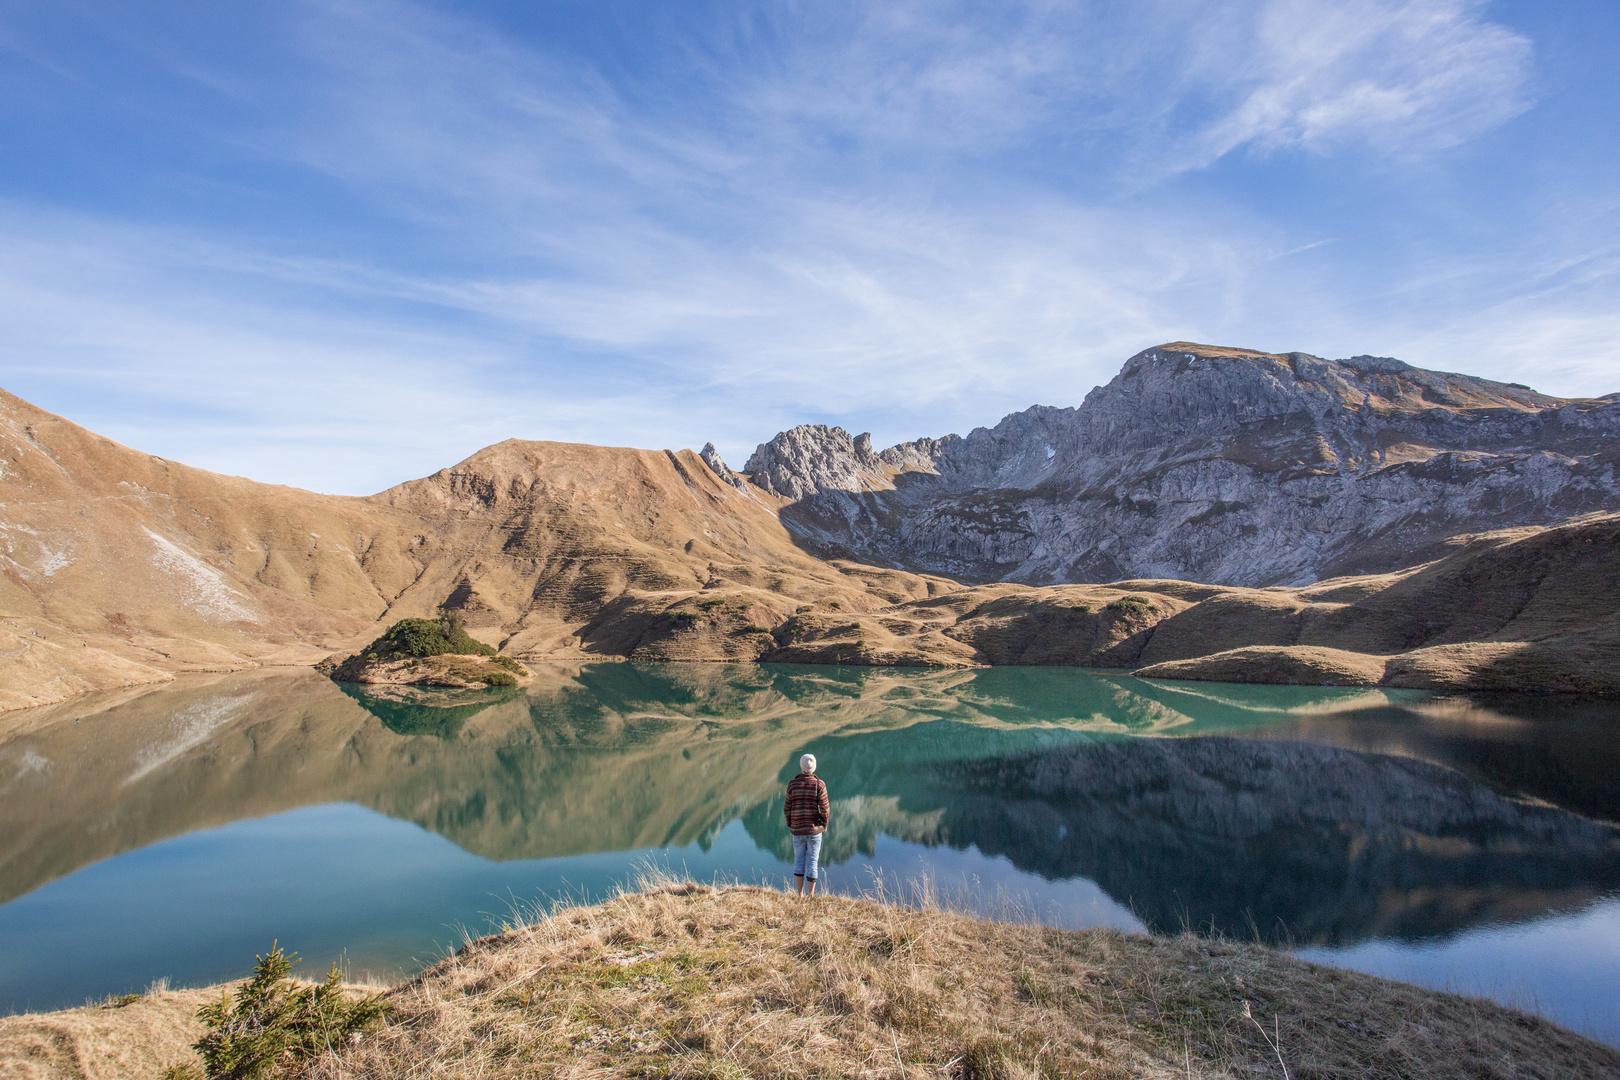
[6,645,1619,719]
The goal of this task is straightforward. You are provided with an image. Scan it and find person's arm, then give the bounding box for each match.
[817,781,829,829]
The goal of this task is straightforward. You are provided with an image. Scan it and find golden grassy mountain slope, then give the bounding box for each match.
[0,389,953,710]
[3,385,1617,710]
[766,511,1620,693]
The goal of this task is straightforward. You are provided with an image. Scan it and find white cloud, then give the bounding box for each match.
[1191,0,1532,163]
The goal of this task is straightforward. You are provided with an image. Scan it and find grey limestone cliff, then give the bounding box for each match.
[699,442,749,491]
[743,424,884,500]
[713,343,1620,586]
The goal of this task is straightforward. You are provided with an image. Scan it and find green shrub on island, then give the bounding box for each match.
[361,612,496,661]
[321,612,528,688]
[164,943,387,1080]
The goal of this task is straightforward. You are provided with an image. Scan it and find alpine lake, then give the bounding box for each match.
[3,663,1618,1046]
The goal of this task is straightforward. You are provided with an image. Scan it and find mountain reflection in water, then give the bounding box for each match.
[2,663,1617,956]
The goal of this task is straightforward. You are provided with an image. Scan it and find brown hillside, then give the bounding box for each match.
[1,387,427,692]
[0,985,219,1080]
[0,389,955,710]
[759,511,1620,692]
[325,883,1618,1080]
[3,386,1617,709]
[369,438,958,658]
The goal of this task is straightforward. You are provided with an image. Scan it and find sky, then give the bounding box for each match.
[0,0,1616,495]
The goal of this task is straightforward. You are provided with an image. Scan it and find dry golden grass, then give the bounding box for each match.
[3,882,1615,1080]
[0,973,402,1080]
[0,985,213,1080]
[303,881,1619,1080]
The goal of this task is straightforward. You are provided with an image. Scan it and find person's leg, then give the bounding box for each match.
[792,835,808,896]
[805,833,822,897]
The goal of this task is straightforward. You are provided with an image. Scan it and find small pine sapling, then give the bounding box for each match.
[167,943,388,1080]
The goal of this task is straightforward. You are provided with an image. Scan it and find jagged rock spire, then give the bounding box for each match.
[699,442,748,490]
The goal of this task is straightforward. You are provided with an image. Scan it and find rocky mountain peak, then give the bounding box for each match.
[699,442,748,491]
[743,424,884,500]
[734,341,1620,587]
[1105,342,1560,421]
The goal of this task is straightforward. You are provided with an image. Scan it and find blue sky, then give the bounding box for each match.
[0,0,1616,494]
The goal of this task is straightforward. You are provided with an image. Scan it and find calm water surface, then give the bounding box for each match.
[2,664,1618,1044]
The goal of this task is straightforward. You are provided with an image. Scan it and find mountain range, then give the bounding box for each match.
[735,342,1620,585]
[2,341,1616,711]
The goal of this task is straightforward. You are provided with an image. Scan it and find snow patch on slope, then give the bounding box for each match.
[143,528,260,623]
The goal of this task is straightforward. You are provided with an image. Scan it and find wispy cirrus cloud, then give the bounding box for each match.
[1187,0,1532,163]
[0,0,1609,495]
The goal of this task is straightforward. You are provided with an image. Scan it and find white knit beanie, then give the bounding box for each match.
[800,753,817,774]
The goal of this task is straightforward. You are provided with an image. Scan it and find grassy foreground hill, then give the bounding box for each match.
[2,882,1616,1080]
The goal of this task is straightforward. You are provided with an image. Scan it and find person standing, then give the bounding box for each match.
[784,753,829,897]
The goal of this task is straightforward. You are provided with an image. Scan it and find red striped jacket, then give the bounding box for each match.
[784,773,829,835]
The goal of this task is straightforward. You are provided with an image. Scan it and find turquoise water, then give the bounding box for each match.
[1,664,1617,1044]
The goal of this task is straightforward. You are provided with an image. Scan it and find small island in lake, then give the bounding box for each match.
[317,613,530,689]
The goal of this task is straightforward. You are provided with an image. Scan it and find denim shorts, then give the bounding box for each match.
[792,833,822,881]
